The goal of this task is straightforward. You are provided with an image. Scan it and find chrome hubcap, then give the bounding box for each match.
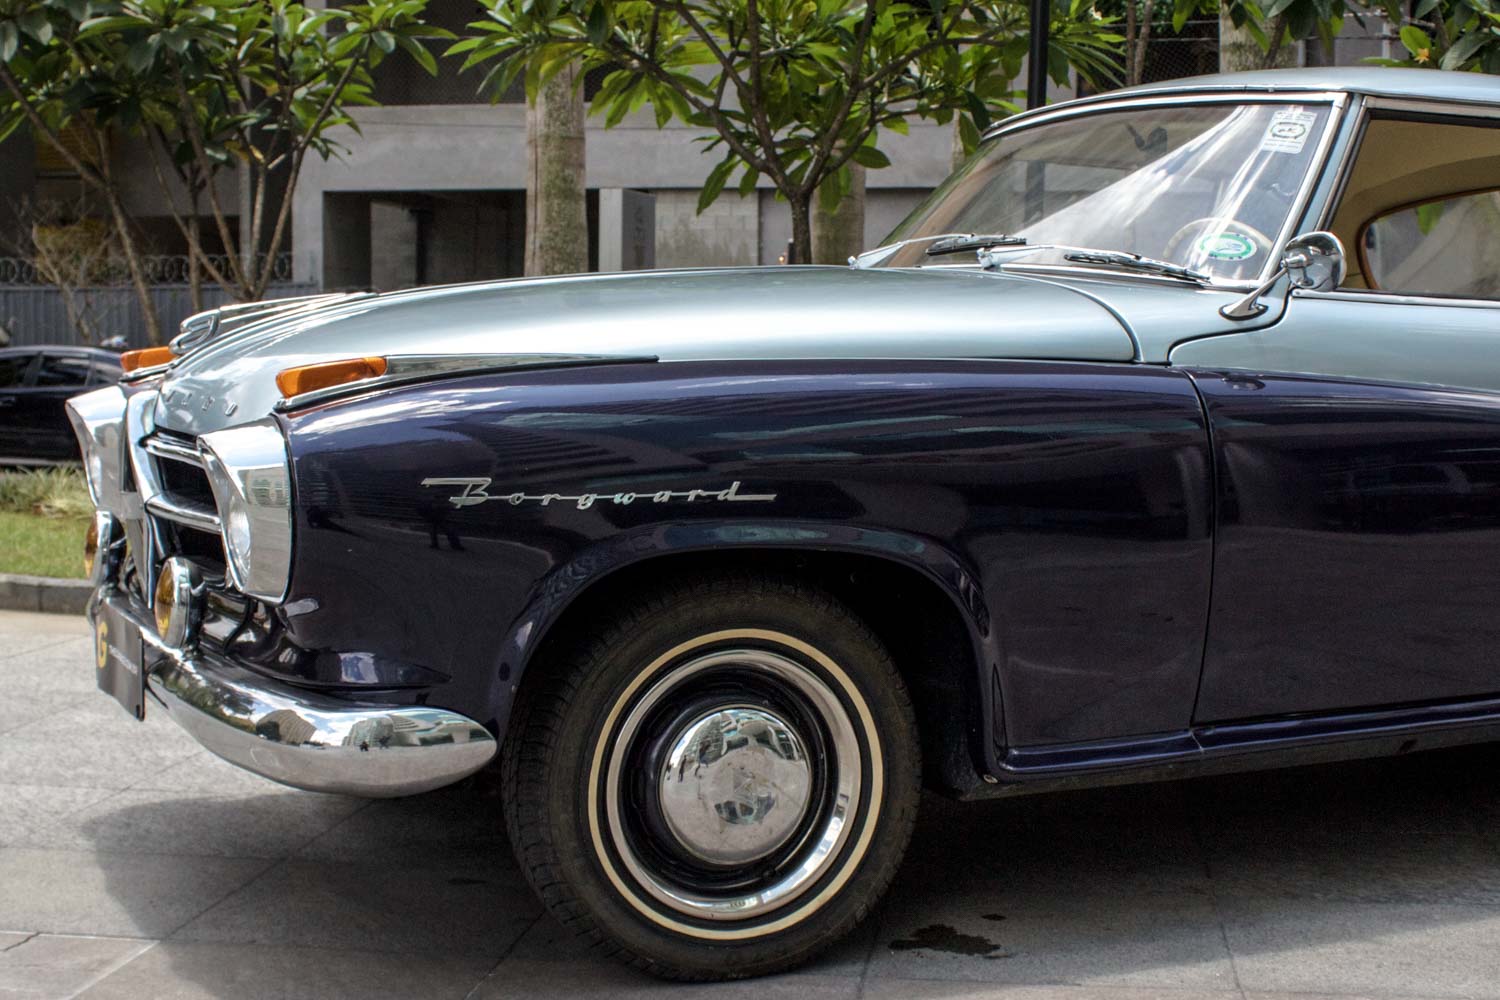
[602,645,864,922]
[657,706,813,867]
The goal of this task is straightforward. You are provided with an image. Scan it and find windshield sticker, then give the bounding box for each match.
[1261,110,1318,154]
[1197,232,1259,261]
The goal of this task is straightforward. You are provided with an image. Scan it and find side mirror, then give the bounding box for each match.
[1221,231,1347,320]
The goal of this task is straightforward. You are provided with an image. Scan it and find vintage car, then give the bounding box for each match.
[68,66,1500,979]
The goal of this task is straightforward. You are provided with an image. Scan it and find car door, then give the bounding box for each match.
[23,352,97,461]
[0,351,39,461]
[1170,105,1500,722]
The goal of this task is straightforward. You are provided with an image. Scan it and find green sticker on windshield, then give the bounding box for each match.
[1196,232,1258,261]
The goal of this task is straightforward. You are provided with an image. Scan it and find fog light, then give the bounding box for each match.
[153,557,201,649]
[84,512,118,585]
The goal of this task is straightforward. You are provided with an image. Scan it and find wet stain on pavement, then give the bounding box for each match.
[888,924,1008,959]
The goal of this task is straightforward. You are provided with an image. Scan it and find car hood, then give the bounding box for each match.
[153,265,1134,435]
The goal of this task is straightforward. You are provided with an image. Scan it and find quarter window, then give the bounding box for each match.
[1361,190,1500,300]
[33,354,93,388]
[0,356,28,389]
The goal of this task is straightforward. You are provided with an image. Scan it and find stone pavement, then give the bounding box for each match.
[3,607,1500,999]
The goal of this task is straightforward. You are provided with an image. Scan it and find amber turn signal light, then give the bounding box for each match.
[119,346,176,373]
[275,357,388,399]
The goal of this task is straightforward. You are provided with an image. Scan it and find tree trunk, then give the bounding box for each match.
[102,191,164,345]
[812,164,866,265]
[525,64,589,276]
[788,191,813,265]
[1219,4,1261,71]
[1220,4,1296,72]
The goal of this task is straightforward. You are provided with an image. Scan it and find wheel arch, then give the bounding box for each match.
[499,530,1001,795]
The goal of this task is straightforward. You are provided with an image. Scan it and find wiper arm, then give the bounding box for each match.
[925,234,1027,256]
[1062,249,1209,283]
[851,232,1022,267]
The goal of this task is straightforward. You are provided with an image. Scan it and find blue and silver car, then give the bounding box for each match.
[67,67,1500,979]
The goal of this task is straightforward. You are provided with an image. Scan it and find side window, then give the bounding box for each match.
[87,361,122,385]
[0,355,31,389]
[1362,191,1500,299]
[33,354,93,388]
[1327,114,1500,296]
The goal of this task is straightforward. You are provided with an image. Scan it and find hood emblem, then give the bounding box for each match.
[163,386,236,416]
[422,477,777,511]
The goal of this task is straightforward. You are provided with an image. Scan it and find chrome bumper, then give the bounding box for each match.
[91,588,497,798]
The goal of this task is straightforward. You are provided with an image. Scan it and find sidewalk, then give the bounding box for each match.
[3,608,1500,999]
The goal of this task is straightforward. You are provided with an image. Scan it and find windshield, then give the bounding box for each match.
[873,101,1334,280]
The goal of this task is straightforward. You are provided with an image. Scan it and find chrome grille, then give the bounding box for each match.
[138,426,227,582]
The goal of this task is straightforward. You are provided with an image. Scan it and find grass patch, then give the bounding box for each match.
[0,511,88,578]
[0,467,93,519]
[0,469,92,578]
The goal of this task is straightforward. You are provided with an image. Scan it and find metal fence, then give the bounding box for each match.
[0,283,319,349]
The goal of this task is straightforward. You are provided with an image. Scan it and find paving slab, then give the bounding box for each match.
[0,932,155,1000]
[866,891,1236,990]
[171,858,541,957]
[36,787,369,859]
[5,609,1500,998]
[0,784,119,849]
[0,849,271,938]
[1222,898,1500,999]
[75,940,497,1000]
[861,985,1245,1000]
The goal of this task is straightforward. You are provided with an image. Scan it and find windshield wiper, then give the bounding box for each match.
[1062,249,1210,283]
[925,234,1028,256]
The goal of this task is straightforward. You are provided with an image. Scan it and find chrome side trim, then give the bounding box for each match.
[145,494,222,534]
[274,353,659,411]
[144,435,206,468]
[1365,95,1500,121]
[985,89,1346,140]
[92,590,497,797]
[1293,288,1500,310]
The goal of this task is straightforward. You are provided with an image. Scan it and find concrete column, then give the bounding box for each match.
[598,189,656,271]
[322,193,371,291]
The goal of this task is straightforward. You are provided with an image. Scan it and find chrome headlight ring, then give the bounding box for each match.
[198,420,294,604]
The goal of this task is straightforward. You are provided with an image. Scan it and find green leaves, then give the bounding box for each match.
[455,0,1114,234]
[697,153,736,214]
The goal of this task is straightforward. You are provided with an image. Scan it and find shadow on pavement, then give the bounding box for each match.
[77,741,1500,997]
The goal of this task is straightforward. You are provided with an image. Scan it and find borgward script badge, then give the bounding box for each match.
[422,478,777,511]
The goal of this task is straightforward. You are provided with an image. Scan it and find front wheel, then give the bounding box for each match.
[502,575,921,980]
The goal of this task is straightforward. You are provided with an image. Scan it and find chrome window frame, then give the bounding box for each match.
[1307,96,1500,311]
[969,91,1351,290]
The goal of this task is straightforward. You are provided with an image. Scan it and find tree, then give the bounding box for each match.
[454,0,1121,266]
[526,61,588,275]
[0,0,445,340]
[1364,0,1500,72]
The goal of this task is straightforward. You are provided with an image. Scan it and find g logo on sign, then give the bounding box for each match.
[95,620,109,671]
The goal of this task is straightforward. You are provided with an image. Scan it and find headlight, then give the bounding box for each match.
[65,386,127,510]
[84,512,120,585]
[153,557,201,648]
[197,420,294,603]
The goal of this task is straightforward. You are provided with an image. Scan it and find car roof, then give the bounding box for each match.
[0,345,121,364]
[990,67,1500,136]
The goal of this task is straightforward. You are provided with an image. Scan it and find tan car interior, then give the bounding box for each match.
[1328,116,1500,290]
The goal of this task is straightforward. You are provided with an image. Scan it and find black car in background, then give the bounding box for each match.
[0,347,122,464]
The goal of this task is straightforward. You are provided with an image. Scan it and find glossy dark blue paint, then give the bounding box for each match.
[1188,369,1500,721]
[278,359,1214,768]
